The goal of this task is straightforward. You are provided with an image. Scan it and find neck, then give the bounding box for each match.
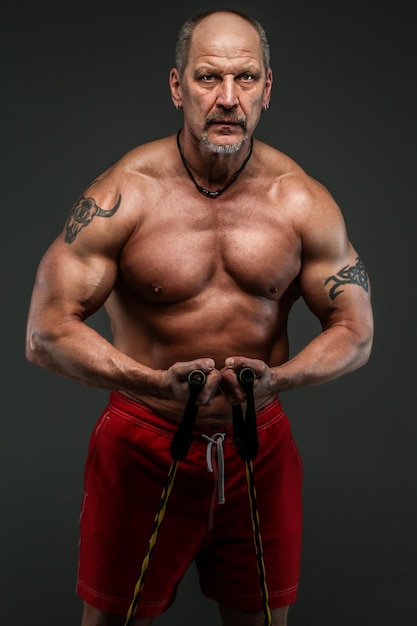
[176,130,253,199]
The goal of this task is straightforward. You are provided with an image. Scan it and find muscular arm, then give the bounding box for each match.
[26,238,152,390]
[26,189,152,389]
[273,180,373,390]
[26,183,220,406]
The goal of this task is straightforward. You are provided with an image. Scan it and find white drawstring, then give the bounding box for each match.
[201,433,226,504]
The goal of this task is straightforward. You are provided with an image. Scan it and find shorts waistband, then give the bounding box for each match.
[108,390,285,437]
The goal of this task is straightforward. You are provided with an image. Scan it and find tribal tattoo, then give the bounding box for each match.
[65,194,122,243]
[324,256,369,300]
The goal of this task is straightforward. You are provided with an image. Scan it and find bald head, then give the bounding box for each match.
[175,10,270,75]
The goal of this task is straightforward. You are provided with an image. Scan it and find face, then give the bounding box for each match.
[170,13,272,154]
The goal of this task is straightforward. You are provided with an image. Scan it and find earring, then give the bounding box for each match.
[263,103,270,111]
[175,104,183,110]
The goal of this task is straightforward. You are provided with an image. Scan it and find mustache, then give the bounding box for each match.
[205,113,247,130]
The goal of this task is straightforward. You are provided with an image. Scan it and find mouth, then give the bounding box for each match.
[209,120,242,127]
[206,121,246,136]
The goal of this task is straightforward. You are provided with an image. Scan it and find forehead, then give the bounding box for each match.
[189,13,263,68]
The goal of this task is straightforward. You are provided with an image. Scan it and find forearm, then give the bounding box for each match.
[25,318,161,397]
[272,322,373,392]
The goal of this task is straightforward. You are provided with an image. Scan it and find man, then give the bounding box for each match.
[25,9,373,626]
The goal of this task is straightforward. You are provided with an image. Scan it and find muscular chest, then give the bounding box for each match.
[118,195,301,303]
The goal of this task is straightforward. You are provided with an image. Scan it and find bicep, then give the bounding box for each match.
[29,238,118,325]
[298,200,371,329]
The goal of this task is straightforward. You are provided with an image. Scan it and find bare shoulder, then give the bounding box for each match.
[256,140,340,210]
[90,134,177,202]
[115,134,177,174]
[62,135,178,247]
[255,139,348,246]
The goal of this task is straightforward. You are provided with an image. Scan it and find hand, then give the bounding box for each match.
[221,356,274,404]
[161,358,223,406]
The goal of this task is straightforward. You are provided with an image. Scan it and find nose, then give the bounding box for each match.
[216,77,239,109]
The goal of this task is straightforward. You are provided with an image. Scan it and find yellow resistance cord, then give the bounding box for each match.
[123,370,205,625]
[123,459,178,626]
[234,367,272,626]
[245,459,272,626]
[124,368,272,625]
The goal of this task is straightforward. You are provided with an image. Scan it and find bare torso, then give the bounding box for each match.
[26,132,372,427]
[104,135,304,422]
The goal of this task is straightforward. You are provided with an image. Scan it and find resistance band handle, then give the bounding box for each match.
[170,369,206,461]
[187,369,207,388]
[238,367,256,386]
[233,367,259,461]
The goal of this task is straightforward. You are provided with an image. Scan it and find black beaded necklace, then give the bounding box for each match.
[176,129,253,199]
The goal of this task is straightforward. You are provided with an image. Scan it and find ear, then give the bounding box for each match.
[169,68,183,109]
[262,68,273,110]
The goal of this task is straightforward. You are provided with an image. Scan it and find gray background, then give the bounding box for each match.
[2,0,416,624]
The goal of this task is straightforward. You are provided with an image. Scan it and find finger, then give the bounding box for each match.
[224,356,256,373]
[219,368,247,404]
[175,358,217,381]
[196,368,223,406]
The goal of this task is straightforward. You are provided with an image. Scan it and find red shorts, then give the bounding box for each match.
[77,391,303,617]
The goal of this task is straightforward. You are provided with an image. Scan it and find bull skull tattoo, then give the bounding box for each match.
[65,194,122,243]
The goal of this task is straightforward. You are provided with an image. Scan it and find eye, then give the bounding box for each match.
[201,75,215,81]
[240,73,255,81]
